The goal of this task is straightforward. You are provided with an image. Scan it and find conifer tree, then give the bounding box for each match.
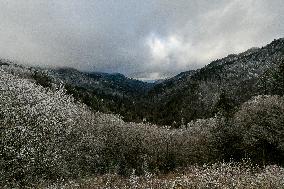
[272,60,284,96]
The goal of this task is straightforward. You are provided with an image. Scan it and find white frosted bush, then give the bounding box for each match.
[52,163,284,189]
[234,95,284,164]
[0,68,105,186]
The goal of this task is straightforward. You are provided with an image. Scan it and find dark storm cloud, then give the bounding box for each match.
[0,0,283,80]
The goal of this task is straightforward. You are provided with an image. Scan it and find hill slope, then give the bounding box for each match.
[48,68,154,97]
[145,38,284,125]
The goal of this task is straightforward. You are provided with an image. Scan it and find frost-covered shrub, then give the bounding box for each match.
[0,68,105,187]
[0,61,33,79]
[96,117,219,175]
[234,95,284,165]
[51,162,284,189]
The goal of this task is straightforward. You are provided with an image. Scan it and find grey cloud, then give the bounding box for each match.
[0,0,283,80]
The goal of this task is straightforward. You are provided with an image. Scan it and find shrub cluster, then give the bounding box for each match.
[44,162,284,189]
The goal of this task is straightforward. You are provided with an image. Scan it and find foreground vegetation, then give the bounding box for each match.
[1,63,284,188]
[34,163,284,189]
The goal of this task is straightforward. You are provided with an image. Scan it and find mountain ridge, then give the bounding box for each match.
[143,38,284,125]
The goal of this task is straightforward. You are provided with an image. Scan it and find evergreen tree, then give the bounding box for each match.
[215,91,235,117]
[32,70,53,88]
[272,60,284,96]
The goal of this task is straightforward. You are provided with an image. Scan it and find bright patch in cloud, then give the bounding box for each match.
[147,34,182,62]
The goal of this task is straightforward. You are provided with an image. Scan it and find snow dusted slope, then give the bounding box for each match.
[146,38,284,125]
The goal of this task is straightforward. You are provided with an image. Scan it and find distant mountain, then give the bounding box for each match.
[144,38,284,126]
[44,67,156,122]
[48,67,154,97]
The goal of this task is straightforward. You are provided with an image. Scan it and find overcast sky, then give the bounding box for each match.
[0,0,283,80]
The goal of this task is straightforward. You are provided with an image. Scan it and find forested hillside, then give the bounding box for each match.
[0,63,154,123]
[145,38,284,125]
[47,68,155,122]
